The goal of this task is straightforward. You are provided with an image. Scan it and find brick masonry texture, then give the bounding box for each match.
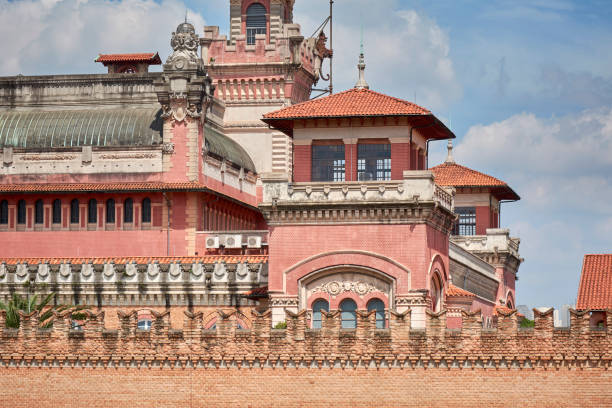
[0,307,610,407]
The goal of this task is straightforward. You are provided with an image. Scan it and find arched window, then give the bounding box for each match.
[52,199,61,224]
[70,199,79,224]
[312,299,329,329]
[430,272,443,312]
[0,200,7,224]
[88,199,97,224]
[142,197,151,223]
[246,3,267,45]
[124,198,133,223]
[340,298,357,329]
[34,199,44,224]
[367,298,385,329]
[506,293,515,309]
[17,200,26,224]
[106,199,115,224]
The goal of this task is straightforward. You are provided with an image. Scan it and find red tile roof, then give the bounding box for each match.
[95,53,161,65]
[446,284,476,298]
[494,305,515,316]
[264,88,430,119]
[0,182,205,193]
[0,256,268,265]
[244,286,269,298]
[262,88,454,140]
[431,162,520,201]
[576,254,612,310]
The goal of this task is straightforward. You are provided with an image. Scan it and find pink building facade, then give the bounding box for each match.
[0,0,521,329]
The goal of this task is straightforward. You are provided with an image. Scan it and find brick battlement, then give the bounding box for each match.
[1,307,609,371]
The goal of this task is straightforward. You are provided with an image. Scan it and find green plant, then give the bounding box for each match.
[274,321,287,329]
[520,318,535,328]
[0,293,80,329]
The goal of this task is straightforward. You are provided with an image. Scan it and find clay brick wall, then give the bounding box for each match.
[0,307,609,407]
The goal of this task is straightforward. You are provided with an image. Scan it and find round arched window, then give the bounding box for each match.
[367,298,385,329]
[340,298,357,329]
[430,273,443,312]
[312,299,329,329]
[246,3,267,45]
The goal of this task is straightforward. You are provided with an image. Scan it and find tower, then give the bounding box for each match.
[200,0,327,176]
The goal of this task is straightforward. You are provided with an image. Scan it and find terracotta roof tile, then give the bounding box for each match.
[244,286,268,298]
[494,305,515,316]
[576,254,612,310]
[0,182,205,193]
[263,88,430,120]
[0,256,268,265]
[446,284,476,298]
[95,53,161,64]
[431,162,520,200]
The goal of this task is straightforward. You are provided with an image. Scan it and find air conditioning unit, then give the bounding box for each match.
[205,236,220,249]
[223,234,243,249]
[247,236,262,248]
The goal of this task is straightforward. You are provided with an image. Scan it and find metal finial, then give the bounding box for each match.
[354,22,369,90]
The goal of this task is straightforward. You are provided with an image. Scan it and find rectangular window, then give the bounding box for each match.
[357,143,391,181]
[454,207,476,235]
[312,144,345,182]
[246,27,266,45]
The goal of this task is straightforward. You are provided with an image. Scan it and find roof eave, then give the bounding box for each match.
[261,113,456,140]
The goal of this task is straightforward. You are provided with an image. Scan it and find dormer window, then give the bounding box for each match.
[246,3,267,45]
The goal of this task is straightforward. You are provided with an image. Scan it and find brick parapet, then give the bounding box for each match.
[1,307,609,371]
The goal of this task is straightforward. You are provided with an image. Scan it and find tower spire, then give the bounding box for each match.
[445,140,455,164]
[354,25,369,90]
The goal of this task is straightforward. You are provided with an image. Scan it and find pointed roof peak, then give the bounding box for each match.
[354,44,369,89]
[445,139,455,163]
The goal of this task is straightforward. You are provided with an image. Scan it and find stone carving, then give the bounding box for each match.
[161,142,175,155]
[20,155,76,161]
[167,22,200,68]
[312,281,378,296]
[270,297,299,307]
[99,153,156,160]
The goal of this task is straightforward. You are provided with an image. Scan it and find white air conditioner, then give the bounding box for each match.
[247,236,262,248]
[205,236,220,249]
[223,234,243,249]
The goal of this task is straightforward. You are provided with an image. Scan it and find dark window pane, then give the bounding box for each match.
[340,299,357,329]
[357,143,391,181]
[35,200,44,224]
[17,200,26,224]
[367,298,385,329]
[52,199,61,224]
[246,3,267,45]
[106,199,115,224]
[142,198,151,223]
[312,144,345,182]
[70,199,79,224]
[453,207,476,235]
[312,299,329,329]
[124,198,133,223]
[88,199,97,224]
[0,200,8,224]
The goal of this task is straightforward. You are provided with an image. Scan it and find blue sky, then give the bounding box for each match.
[1,0,610,309]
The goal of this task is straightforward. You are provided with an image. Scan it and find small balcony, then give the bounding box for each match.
[259,170,455,227]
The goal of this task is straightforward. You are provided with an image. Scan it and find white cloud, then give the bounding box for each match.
[449,107,612,307]
[0,0,206,76]
[294,0,461,113]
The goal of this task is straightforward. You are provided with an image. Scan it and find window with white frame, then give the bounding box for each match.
[357,143,391,181]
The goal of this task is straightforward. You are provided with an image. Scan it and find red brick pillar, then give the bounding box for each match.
[344,139,357,181]
[391,140,410,180]
[475,206,490,235]
[293,143,311,182]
